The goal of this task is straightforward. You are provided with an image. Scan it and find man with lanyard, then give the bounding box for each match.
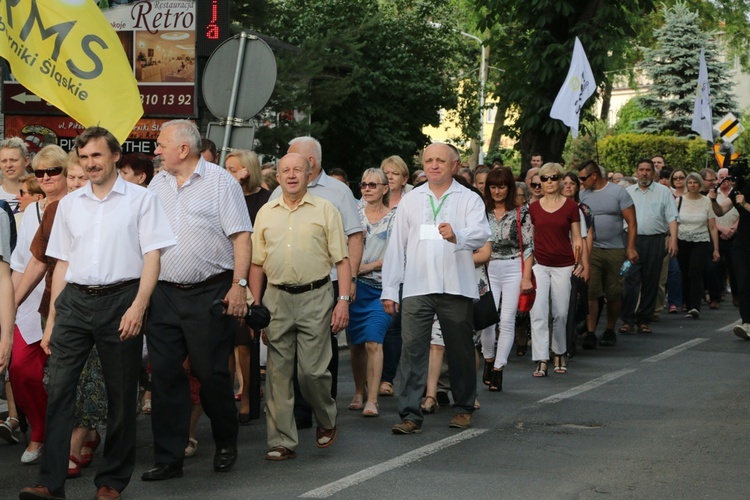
[382,142,490,434]
[270,136,362,429]
[621,159,678,334]
[20,126,175,500]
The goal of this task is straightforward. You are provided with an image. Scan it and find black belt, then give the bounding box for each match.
[161,270,233,291]
[70,279,139,297]
[272,276,330,294]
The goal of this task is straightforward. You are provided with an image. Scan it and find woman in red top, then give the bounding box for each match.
[528,163,583,376]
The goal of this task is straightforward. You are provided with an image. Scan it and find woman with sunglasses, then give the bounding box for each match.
[670,169,688,197]
[528,163,583,376]
[529,173,544,203]
[346,169,396,417]
[8,146,69,465]
[14,175,45,218]
[478,167,533,391]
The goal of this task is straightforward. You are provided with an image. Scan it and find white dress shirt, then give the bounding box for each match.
[47,175,176,285]
[381,180,490,303]
[149,158,252,283]
[10,202,44,343]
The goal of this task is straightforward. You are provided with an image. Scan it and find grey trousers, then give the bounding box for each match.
[398,294,476,424]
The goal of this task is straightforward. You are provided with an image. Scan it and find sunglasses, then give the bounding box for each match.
[540,175,560,182]
[672,176,685,180]
[578,174,590,182]
[19,189,27,196]
[360,182,386,190]
[34,166,64,178]
[530,182,542,189]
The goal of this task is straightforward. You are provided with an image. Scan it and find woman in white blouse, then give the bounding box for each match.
[676,172,720,319]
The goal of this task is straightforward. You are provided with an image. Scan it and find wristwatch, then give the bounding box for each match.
[337,295,351,303]
[351,276,357,283]
[233,278,248,287]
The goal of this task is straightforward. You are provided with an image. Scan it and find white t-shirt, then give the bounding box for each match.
[0,185,19,214]
[10,202,45,344]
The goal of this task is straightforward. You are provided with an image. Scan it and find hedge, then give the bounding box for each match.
[598,134,712,174]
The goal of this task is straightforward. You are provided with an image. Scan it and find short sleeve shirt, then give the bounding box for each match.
[580,183,634,249]
[529,197,580,267]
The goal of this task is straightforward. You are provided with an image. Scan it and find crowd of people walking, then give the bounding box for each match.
[1,128,749,499]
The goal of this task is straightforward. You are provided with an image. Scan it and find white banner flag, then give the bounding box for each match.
[691,48,713,142]
[550,37,596,138]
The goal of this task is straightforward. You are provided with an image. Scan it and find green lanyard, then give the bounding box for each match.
[429,194,450,224]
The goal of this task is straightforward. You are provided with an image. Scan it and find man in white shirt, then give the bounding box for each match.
[20,127,175,500]
[381,143,490,434]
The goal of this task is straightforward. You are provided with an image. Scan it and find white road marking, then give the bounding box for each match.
[642,338,709,363]
[538,369,636,404]
[718,320,741,332]
[299,428,489,498]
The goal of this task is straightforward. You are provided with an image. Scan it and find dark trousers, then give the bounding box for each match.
[398,294,476,424]
[381,285,403,384]
[719,236,737,296]
[622,234,666,325]
[39,284,141,498]
[293,280,338,424]
[146,279,238,466]
[677,239,711,311]
[733,239,750,323]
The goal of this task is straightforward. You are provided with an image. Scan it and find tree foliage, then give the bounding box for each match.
[635,1,738,137]
[476,0,654,172]
[599,133,709,173]
[613,96,659,135]
[231,0,469,176]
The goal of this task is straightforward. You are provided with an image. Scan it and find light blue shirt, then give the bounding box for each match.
[626,181,678,235]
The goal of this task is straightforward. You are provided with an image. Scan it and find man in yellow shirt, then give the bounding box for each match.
[249,153,350,461]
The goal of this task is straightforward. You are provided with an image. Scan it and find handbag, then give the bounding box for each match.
[517,207,537,313]
[473,264,498,330]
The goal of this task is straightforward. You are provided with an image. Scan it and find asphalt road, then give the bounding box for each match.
[2,303,749,499]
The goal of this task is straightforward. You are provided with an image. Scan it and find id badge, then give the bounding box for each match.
[420,224,442,240]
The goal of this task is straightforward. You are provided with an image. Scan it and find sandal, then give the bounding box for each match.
[266,446,297,461]
[553,355,567,374]
[618,324,633,334]
[488,369,503,392]
[80,431,101,468]
[68,455,82,479]
[378,381,394,397]
[0,416,21,444]
[348,394,364,411]
[316,426,338,448]
[362,402,379,417]
[532,361,548,378]
[637,324,653,334]
[421,395,438,414]
[482,359,494,386]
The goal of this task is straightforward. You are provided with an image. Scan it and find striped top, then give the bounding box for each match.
[150,157,253,283]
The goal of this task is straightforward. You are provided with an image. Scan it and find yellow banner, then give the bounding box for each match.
[0,0,143,144]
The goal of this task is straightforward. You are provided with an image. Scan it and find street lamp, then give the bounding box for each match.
[428,22,486,165]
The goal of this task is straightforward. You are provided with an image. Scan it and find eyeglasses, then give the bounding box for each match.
[578,175,590,182]
[672,176,685,180]
[360,182,387,190]
[540,175,560,182]
[530,182,542,189]
[34,167,63,178]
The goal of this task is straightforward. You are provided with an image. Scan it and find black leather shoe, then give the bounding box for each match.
[141,463,183,481]
[214,445,237,472]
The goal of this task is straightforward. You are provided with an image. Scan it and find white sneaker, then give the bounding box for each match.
[733,323,750,340]
[21,444,43,464]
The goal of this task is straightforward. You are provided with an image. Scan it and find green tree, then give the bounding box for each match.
[232,0,468,176]
[636,2,738,137]
[476,0,654,173]
[613,97,659,135]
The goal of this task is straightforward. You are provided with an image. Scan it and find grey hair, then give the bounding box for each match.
[289,136,322,166]
[361,167,390,206]
[0,137,29,157]
[162,119,201,156]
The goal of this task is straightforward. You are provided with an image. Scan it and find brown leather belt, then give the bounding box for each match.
[160,270,232,291]
[70,279,139,297]
[272,276,330,294]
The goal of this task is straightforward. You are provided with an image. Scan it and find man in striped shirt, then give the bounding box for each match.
[143,120,252,481]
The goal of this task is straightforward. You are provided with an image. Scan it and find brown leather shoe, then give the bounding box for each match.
[19,486,63,500]
[94,485,121,500]
[449,413,472,429]
[391,420,422,434]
